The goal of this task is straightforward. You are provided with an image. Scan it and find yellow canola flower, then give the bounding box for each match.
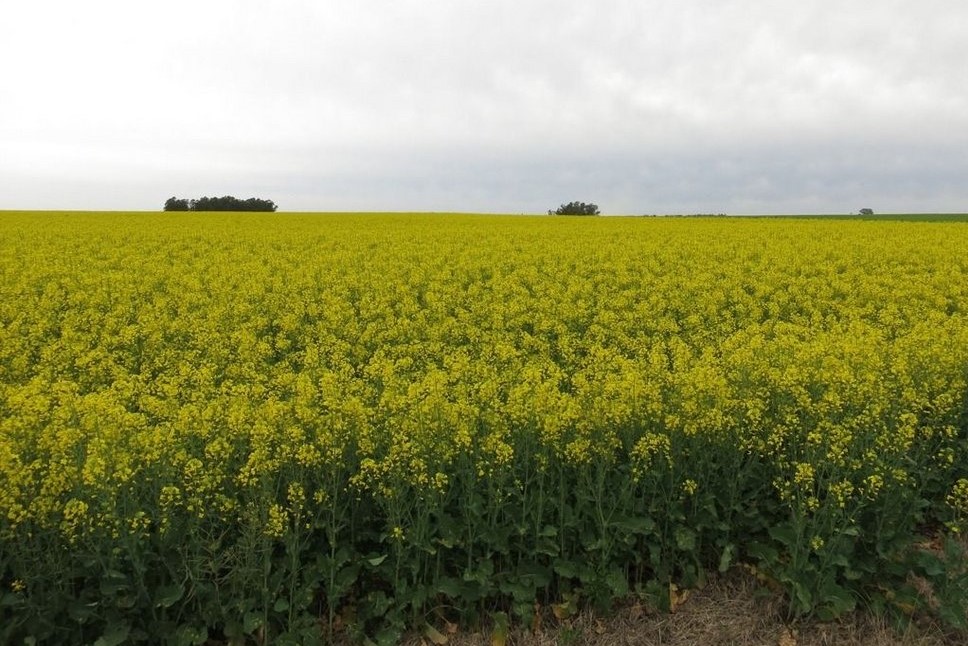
[793,463,815,490]
[829,480,855,509]
[0,211,967,557]
[631,433,672,482]
[863,474,885,499]
[682,479,698,496]
[946,479,968,516]
[287,482,305,516]
[265,504,288,539]
[60,498,90,542]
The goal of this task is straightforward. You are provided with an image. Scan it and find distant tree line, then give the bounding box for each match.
[164,196,278,212]
[550,201,600,216]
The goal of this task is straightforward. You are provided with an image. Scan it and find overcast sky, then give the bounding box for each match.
[2,1,966,214]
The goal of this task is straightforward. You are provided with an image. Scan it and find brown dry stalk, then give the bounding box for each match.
[384,571,965,646]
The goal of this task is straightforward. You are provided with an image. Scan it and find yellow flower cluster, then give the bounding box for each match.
[946,478,968,533]
[0,211,966,550]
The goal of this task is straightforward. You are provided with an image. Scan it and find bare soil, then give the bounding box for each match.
[393,570,966,646]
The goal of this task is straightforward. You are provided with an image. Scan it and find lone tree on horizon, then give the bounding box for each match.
[550,201,600,216]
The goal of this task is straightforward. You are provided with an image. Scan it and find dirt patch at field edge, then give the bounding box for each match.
[393,571,964,646]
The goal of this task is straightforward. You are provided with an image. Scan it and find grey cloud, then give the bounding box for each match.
[2,1,967,213]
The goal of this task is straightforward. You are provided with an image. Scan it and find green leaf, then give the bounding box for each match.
[222,620,244,639]
[154,583,183,608]
[334,546,352,566]
[173,624,209,646]
[819,581,856,616]
[939,603,968,630]
[499,579,535,602]
[373,625,402,646]
[517,562,552,588]
[334,563,361,595]
[605,568,629,597]
[791,581,814,614]
[243,611,263,634]
[367,554,388,567]
[914,550,945,578]
[718,543,736,572]
[943,535,966,561]
[365,590,393,617]
[614,515,655,534]
[463,559,494,583]
[641,579,670,612]
[68,600,98,623]
[554,561,578,579]
[115,594,137,610]
[94,621,130,646]
[746,541,779,564]
[99,576,130,596]
[437,576,465,598]
[674,526,696,552]
[843,568,864,581]
[273,598,290,612]
[768,523,798,548]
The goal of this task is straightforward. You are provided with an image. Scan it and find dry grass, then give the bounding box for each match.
[390,571,965,646]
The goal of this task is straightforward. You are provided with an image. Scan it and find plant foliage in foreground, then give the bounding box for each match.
[1,212,967,644]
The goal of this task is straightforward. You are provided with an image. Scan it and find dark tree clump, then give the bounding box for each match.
[164,197,190,211]
[859,207,874,216]
[550,201,600,216]
[163,195,278,212]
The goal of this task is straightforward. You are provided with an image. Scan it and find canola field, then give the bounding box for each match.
[1,211,967,643]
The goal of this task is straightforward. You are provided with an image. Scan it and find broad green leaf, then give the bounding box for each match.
[94,621,130,646]
[674,527,696,552]
[367,554,388,567]
[718,543,736,572]
[605,568,629,596]
[768,523,798,548]
[154,584,183,608]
